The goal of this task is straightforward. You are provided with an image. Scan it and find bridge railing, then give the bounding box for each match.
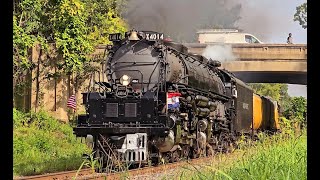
[184,43,307,61]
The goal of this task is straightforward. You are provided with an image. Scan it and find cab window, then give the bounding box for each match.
[245,35,260,43]
[245,35,252,43]
[251,36,260,43]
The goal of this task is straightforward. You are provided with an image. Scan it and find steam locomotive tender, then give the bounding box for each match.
[73,29,276,169]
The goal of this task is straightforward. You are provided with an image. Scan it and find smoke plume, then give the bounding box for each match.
[123,0,242,42]
[202,45,238,62]
[123,0,306,43]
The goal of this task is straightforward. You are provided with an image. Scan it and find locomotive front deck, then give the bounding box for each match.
[73,126,169,137]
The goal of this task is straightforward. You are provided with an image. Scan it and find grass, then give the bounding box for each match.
[175,128,307,180]
[13,109,91,176]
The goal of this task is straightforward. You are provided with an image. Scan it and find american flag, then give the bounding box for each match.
[67,94,76,110]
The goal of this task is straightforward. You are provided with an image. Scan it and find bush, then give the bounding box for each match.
[13,109,91,176]
[282,96,307,127]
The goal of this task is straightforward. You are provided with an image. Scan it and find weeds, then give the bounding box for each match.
[85,151,100,173]
[177,117,307,180]
[13,109,91,176]
[72,151,98,180]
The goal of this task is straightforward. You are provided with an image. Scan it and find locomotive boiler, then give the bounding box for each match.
[73,29,280,171]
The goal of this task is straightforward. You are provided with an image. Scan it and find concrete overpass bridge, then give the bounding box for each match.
[184,43,307,85]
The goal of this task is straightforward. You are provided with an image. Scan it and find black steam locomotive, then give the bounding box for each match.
[73,29,276,171]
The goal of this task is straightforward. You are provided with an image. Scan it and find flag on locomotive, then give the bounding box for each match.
[167,92,181,110]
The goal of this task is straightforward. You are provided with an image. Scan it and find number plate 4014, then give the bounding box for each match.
[145,33,164,41]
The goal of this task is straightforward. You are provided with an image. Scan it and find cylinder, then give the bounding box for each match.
[196,108,210,117]
[208,101,217,111]
[195,95,209,102]
[195,95,209,107]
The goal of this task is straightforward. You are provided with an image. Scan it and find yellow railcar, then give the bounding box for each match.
[252,94,280,131]
[253,94,263,130]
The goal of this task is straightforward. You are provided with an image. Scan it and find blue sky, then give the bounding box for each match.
[236,0,307,97]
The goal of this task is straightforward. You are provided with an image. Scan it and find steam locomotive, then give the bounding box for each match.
[73,29,280,171]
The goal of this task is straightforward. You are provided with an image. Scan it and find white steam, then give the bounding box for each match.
[202,45,238,62]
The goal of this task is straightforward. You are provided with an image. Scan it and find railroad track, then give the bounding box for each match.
[13,169,94,180]
[13,156,218,180]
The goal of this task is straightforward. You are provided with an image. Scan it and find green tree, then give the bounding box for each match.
[294,2,307,29]
[13,0,128,110]
[249,83,291,113]
[13,0,48,110]
[278,84,292,113]
[13,0,128,75]
[83,0,128,45]
[283,96,307,125]
[249,83,283,102]
[51,0,94,73]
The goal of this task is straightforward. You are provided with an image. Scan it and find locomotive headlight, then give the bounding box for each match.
[120,74,131,86]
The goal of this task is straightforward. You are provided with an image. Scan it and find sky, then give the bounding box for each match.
[236,0,307,98]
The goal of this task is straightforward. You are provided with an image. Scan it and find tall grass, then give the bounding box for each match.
[177,120,307,180]
[13,109,91,176]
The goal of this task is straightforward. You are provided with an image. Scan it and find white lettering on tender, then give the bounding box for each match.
[243,103,249,110]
